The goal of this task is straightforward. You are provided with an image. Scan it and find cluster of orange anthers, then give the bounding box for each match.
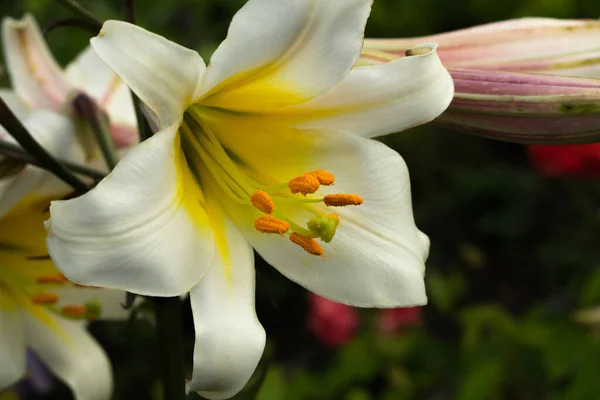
[30,272,101,320]
[251,169,363,258]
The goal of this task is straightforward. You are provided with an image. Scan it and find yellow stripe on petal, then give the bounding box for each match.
[198,66,310,112]
[174,132,211,229]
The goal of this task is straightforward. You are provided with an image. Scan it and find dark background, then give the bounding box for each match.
[2,0,600,399]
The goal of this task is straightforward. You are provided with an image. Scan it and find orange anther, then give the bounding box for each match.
[289,174,320,195]
[61,305,86,318]
[36,273,68,284]
[308,169,335,186]
[324,194,363,207]
[31,293,59,305]
[290,232,325,258]
[250,190,275,214]
[254,216,290,235]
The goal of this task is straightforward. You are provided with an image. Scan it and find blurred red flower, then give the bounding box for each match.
[378,307,421,335]
[307,294,423,346]
[528,144,600,176]
[307,294,360,347]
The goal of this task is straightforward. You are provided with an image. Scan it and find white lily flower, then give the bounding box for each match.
[46,0,454,398]
[1,14,137,149]
[0,108,127,400]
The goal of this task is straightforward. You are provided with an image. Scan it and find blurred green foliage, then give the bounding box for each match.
[2,0,600,399]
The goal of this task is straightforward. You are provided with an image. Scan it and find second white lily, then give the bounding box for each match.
[45,0,454,398]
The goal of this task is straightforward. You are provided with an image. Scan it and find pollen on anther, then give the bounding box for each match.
[324,194,363,207]
[31,293,59,305]
[289,174,320,195]
[36,273,68,284]
[61,305,86,318]
[254,216,290,235]
[250,190,275,214]
[290,232,325,258]
[308,169,335,185]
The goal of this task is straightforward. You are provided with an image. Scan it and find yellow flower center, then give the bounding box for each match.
[180,106,363,257]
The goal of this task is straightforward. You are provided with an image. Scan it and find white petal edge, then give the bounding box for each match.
[238,132,428,307]
[46,121,216,296]
[289,43,454,138]
[195,0,372,108]
[91,21,205,128]
[1,14,68,110]
[187,214,265,400]
[24,312,112,400]
[0,110,84,218]
[0,301,26,389]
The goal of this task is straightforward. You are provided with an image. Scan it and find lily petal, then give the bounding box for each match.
[1,14,68,110]
[196,0,373,111]
[187,213,265,400]
[208,117,428,307]
[25,313,112,400]
[287,44,454,138]
[0,110,84,218]
[46,122,216,296]
[0,299,26,389]
[91,21,205,128]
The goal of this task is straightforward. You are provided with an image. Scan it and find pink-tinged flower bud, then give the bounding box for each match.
[437,70,600,143]
[362,18,600,77]
[307,294,360,347]
[378,307,421,335]
[361,18,600,144]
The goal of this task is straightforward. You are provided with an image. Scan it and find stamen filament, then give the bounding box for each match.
[274,212,319,238]
[180,122,248,204]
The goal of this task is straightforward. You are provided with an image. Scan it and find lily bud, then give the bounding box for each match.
[438,69,600,144]
[361,18,600,77]
[360,18,600,144]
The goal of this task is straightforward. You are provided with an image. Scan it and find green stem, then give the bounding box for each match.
[154,297,186,400]
[133,94,154,142]
[54,0,103,31]
[0,99,90,193]
[73,94,119,170]
[0,141,106,180]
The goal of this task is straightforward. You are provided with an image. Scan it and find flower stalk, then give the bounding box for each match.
[0,98,90,193]
[133,94,153,142]
[72,94,119,170]
[153,297,186,400]
[53,0,103,32]
[0,140,105,180]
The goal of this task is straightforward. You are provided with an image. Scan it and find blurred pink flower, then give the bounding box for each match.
[307,294,360,347]
[528,144,600,176]
[378,307,421,335]
[307,294,422,345]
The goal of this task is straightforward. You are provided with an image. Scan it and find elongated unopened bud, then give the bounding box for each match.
[437,70,600,144]
[361,18,600,77]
